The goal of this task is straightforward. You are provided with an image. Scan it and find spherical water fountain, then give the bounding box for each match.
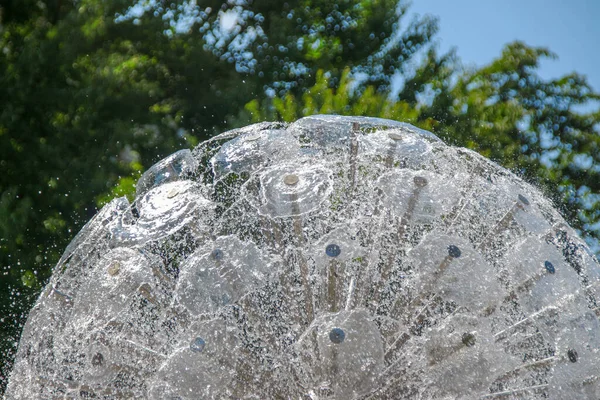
[6,115,600,399]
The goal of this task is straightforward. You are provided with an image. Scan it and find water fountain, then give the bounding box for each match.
[6,115,600,399]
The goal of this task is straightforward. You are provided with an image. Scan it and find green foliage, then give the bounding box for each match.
[95,164,143,208]
[444,42,600,237]
[241,68,426,129]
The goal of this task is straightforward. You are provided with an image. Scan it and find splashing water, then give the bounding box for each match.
[6,115,600,399]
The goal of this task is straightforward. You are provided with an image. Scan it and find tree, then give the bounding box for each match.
[444,42,600,249]
[0,0,442,390]
[239,68,422,125]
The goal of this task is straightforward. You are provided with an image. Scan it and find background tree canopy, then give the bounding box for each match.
[1,0,599,391]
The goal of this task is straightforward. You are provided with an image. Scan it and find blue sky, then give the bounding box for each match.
[407,0,600,92]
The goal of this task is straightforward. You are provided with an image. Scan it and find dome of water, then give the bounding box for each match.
[6,115,600,399]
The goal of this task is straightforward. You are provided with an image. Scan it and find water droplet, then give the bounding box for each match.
[518,194,530,205]
[326,244,341,257]
[462,332,476,347]
[329,328,345,344]
[447,245,461,258]
[283,174,299,186]
[544,260,555,274]
[567,349,578,363]
[190,337,206,353]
